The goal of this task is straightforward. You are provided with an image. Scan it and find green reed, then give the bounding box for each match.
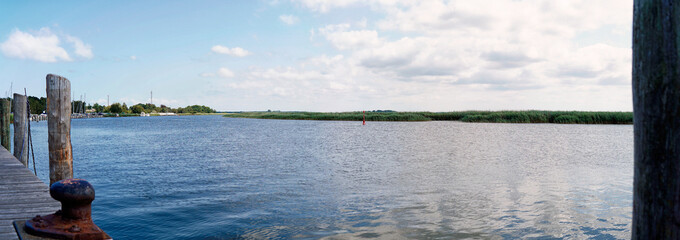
[224,111,632,124]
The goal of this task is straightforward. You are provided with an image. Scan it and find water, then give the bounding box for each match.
[21,115,632,239]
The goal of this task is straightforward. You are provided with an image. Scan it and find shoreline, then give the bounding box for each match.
[223,111,633,124]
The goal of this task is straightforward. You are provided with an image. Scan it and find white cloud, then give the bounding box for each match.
[0,28,71,62]
[211,45,251,57]
[318,24,383,50]
[310,0,633,89]
[231,55,383,101]
[95,98,108,106]
[148,97,179,106]
[235,0,635,111]
[279,15,299,25]
[292,0,362,12]
[0,27,94,62]
[119,97,141,106]
[201,68,236,78]
[65,35,93,59]
[218,67,235,78]
[130,55,137,60]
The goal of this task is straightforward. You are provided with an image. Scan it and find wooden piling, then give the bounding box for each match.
[12,93,28,167]
[0,99,9,151]
[46,74,73,185]
[632,0,680,238]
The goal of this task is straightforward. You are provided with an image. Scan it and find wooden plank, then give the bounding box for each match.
[0,147,58,240]
[0,184,48,191]
[0,162,24,166]
[0,191,52,199]
[0,198,56,206]
[0,211,58,221]
[0,202,58,209]
[0,195,54,203]
[0,176,46,183]
[0,171,41,176]
[0,176,45,184]
[0,181,44,186]
[0,194,50,201]
[0,207,59,216]
[0,164,36,169]
[0,202,58,210]
[0,189,48,195]
[0,232,17,240]
[0,225,15,233]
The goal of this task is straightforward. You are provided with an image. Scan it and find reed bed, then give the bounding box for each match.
[224,111,430,122]
[224,111,632,124]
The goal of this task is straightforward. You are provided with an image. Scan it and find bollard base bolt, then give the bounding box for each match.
[25,213,110,240]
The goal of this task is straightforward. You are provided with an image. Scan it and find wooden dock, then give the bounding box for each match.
[0,148,59,240]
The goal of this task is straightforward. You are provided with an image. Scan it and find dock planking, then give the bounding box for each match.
[0,148,59,240]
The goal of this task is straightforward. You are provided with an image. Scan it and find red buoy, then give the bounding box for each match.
[363,111,366,125]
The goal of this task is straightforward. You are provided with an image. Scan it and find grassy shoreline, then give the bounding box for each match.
[223,111,633,124]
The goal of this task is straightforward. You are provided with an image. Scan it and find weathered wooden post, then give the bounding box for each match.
[46,74,73,185]
[632,0,680,238]
[0,99,9,151]
[13,93,28,167]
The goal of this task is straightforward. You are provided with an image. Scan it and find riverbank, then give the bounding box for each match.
[223,111,633,124]
[99,112,222,117]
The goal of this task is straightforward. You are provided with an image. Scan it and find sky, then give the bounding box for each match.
[0,0,633,112]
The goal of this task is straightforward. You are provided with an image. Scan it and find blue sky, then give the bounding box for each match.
[0,0,633,111]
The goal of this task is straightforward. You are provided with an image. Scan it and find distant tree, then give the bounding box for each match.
[92,103,105,113]
[13,96,217,116]
[131,104,145,114]
[181,105,216,113]
[175,105,214,114]
[139,103,159,113]
[108,103,123,113]
[27,96,46,114]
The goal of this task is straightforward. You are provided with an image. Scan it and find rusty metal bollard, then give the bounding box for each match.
[25,179,111,240]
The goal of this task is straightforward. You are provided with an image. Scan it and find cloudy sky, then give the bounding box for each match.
[0,0,633,111]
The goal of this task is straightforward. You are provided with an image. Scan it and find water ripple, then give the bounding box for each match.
[22,116,633,239]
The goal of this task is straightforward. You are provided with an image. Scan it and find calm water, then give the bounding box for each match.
[21,115,632,239]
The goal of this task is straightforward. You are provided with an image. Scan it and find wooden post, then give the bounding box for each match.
[0,99,9,151]
[633,0,680,238]
[13,93,28,167]
[46,74,73,185]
